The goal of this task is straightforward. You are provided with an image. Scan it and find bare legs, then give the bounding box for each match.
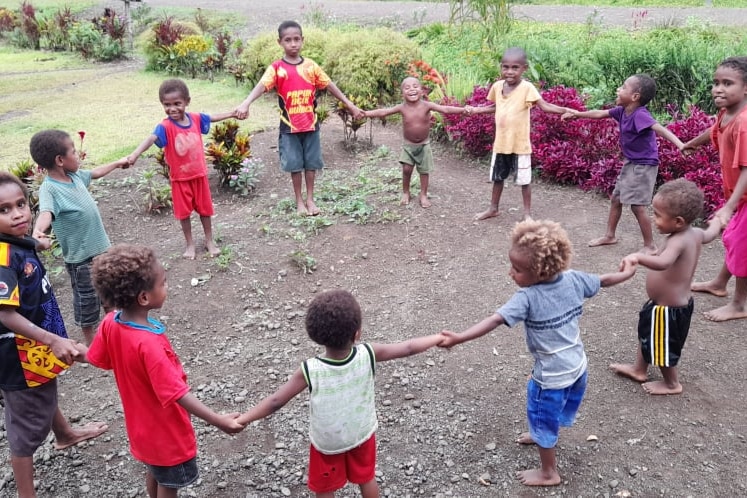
[705,276,747,322]
[146,471,178,498]
[81,325,95,345]
[692,263,731,297]
[589,199,655,253]
[475,182,531,221]
[314,478,379,498]
[631,204,656,253]
[10,454,35,498]
[291,170,321,215]
[179,216,220,259]
[610,349,682,395]
[516,446,562,486]
[51,407,108,450]
[399,164,430,208]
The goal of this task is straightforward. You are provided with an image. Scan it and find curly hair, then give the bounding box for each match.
[0,172,28,198]
[655,178,703,224]
[158,78,190,102]
[511,219,573,280]
[719,56,747,85]
[278,20,302,38]
[631,74,656,107]
[305,289,362,349]
[92,244,159,310]
[29,129,71,170]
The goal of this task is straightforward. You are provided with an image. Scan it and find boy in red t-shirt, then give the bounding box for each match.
[128,79,239,259]
[235,20,363,216]
[79,244,244,498]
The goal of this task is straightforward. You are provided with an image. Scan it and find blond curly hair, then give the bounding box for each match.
[511,219,573,280]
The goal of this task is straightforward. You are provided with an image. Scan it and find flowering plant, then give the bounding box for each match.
[228,157,263,196]
[77,130,87,160]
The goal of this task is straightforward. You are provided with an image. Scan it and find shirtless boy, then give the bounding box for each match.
[612,179,722,395]
[364,76,466,207]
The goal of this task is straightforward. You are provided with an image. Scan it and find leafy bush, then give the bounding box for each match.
[205,120,254,187]
[228,157,263,196]
[444,84,494,157]
[0,8,16,35]
[137,168,172,215]
[68,21,125,61]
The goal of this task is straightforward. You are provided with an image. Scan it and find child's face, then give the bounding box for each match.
[144,260,168,309]
[0,182,31,238]
[615,77,640,106]
[401,77,423,102]
[160,91,189,122]
[500,56,527,86]
[278,27,303,59]
[508,247,540,288]
[712,65,747,111]
[57,137,80,173]
[651,195,684,235]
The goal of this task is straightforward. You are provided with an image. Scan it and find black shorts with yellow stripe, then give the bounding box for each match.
[637,298,694,367]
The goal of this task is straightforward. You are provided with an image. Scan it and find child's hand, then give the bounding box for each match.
[621,254,639,273]
[561,110,577,121]
[235,103,250,120]
[72,342,89,362]
[126,155,138,167]
[33,231,52,250]
[438,330,461,349]
[117,157,130,170]
[49,336,81,365]
[464,105,475,115]
[214,412,246,434]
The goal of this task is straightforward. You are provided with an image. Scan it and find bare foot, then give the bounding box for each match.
[53,422,108,450]
[642,380,683,395]
[516,432,535,445]
[183,245,196,260]
[588,236,618,247]
[691,281,728,297]
[306,200,321,216]
[419,195,431,209]
[296,203,309,216]
[474,208,499,221]
[704,303,747,322]
[206,241,221,258]
[523,212,533,221]
[400,193,411,206]
[516,468,561,486]
[609,363,648,383]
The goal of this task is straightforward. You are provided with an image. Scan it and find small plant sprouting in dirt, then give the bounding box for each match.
[214,246,234,271]
[289,249,317,274]
[228,157,263,196]
[136,168,172,214]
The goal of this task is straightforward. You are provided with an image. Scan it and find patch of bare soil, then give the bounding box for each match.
[2,113,745,497]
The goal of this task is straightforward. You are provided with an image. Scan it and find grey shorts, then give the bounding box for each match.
[278,130,324,173]
[145,457,199,489]
[612,162,658,206]
[65,257,102,328]
[3,379,58,457]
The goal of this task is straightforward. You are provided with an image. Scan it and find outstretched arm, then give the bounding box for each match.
[652,123,684,150]
[535,98,573,115]
[127,135,158,166]
[325,81,363,119]
[91,157,130,179]
[439,313,504,349]
[700,218,724,244]
[563,109,611,120]
[235,81,268,120]
[371,333,444,362]
[32,211,53,250]
[425,101,467,115]
[600,258,637,287]
[682,127,713,153]
[364,104,402,119]
[177,392,244,434]
[464,104,495,115]
[714,166,747,224]
[210,109,240,122]
[236,368,307,426]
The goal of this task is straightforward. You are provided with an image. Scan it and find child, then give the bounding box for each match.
[128,78,238,259]
[82,244,244,498]
[611,179,723,395]
[31,129,129,345]
[439,219,635,486]
[466,47,574,221]
[563,74,685,253]
[683,56,747,322]
[0,172,106,498]
[235,20,363,216]
[363,76,466,208]
[237,289,444,497]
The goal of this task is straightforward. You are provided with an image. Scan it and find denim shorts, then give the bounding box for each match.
[526,370,588,449]
[65,257,101,327]
[278,130,324,173]
[145,457,199,489]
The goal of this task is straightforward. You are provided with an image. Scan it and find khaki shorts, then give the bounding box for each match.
[612,162,658,205]
[399,142,434,175]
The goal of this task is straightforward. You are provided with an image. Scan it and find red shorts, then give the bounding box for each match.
[171,176,214,220]
[307,434,376,493]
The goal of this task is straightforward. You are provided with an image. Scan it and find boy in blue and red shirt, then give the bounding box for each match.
[235,20,363,216]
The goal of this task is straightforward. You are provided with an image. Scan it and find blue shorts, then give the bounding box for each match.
[145,457,199,489]
[65,257,101,328]
[526,370,587,449]
[278,130,324,173]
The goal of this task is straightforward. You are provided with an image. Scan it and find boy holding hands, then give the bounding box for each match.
[364,76,466,208]
[235,21,362,216]
[612,179,723,394]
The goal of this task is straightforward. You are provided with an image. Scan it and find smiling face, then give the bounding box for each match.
[278,26,304,60]
[0,182,31,238]
[712,65,747,112]
[401,77,423,102]
[160,90,190,123]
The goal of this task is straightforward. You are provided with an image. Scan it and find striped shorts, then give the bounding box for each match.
[637,298,693,367]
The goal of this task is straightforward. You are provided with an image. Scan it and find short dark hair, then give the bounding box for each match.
[0,172,28,199]
[305,289,362,349]
[631,74,656,106]
[29,129,71,170]
[655,178,703,224]
[93,244,159,310]
[278,20,302,38]
[158,78,190,102]
[501,46,527,64]
[718,56,747,85]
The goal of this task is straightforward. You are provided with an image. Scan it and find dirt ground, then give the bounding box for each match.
[2,1,747,497]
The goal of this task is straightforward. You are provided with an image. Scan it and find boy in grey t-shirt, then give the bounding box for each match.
[440,219,635,487]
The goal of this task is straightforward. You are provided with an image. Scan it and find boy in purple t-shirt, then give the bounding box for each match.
[563,74,684,254]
